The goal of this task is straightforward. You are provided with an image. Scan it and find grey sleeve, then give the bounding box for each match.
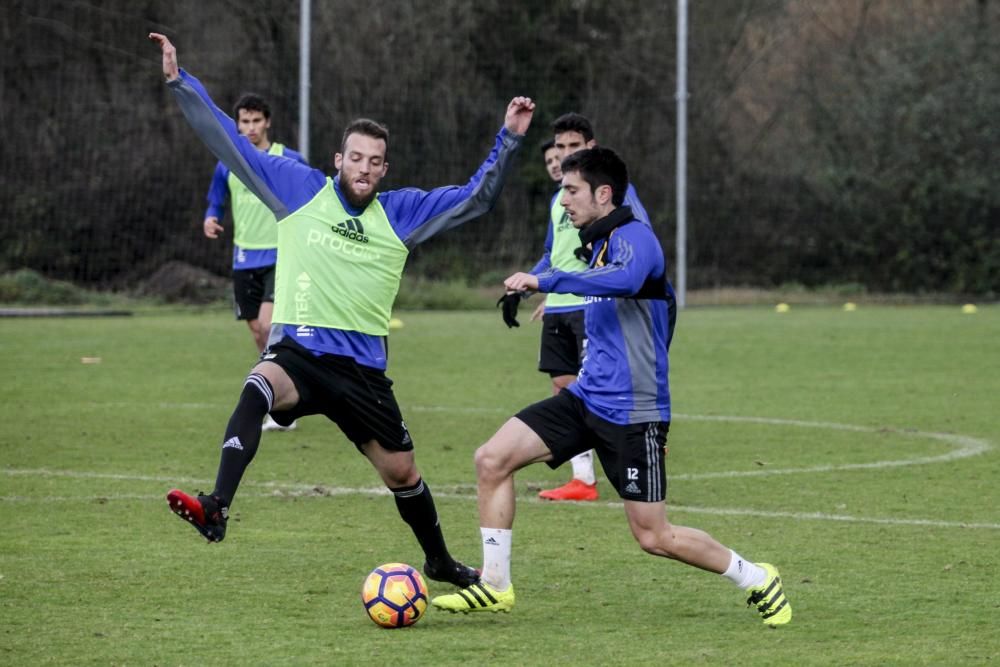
[167,76,289,220]
[402,130,524,248]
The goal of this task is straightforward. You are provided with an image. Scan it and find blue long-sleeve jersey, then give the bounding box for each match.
[168,69,523,368]
[529,183,651,314]
[536,214,674,425]
[205,149,307,270]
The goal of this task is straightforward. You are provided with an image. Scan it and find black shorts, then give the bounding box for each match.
[262,337,413,451]
[233,265,276,321]
[516,390,669,502]
[538,310,587,377]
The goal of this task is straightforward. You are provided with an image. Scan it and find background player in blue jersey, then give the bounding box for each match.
[150,32,535,590]
[202,93,307,431]
[517,113,652,502]
[203,93,306,353]
[433,147,792,626]
[505,139,563,328]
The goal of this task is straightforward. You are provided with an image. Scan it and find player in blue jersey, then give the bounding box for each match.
[203,94,307,431]
[203,94,307,355]
[507,113,652,502]
[149,33,535,589]
[433,147,792,625]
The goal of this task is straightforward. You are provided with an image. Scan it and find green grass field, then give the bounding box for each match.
[2,305,998,666]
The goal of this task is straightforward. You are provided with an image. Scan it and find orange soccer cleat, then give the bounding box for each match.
[538,478,598,501]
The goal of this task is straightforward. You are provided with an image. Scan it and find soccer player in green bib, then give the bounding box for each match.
[202,94,307,432]
[150,33,535,589]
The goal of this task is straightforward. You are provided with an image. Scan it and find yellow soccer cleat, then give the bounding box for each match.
[746,563,792,626]
[431,581,515,613]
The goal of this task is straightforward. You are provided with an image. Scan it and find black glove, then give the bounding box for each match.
[496,291,522,328]
[574,245,593,263]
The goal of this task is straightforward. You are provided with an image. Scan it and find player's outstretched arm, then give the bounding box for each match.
[390,97,533,247]
[147,33,324,218]
[505,96,535,136]
[538,226,660,298]
[148,33,179,82]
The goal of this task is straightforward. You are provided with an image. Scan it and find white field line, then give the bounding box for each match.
[77,403,992,478]
[1,482,997,530]
[667,414,992,479]
[4,409,995,529]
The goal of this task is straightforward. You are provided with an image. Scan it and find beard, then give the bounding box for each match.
[341,178,378,210]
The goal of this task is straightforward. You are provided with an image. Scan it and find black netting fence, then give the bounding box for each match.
[2,0,998,298]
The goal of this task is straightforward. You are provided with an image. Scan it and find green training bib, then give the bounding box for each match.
[228,142,285,249]
[272,179,408,335]
[545,189,589,308]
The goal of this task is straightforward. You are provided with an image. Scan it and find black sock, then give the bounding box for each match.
[212,373,274,505]
[392,478,451,564]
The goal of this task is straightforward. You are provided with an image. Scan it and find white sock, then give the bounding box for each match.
[480,527,512,591]
[570,451,596,485]
[721,550,767,589]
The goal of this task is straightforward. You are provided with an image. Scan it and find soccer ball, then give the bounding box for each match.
[361,562,428,628]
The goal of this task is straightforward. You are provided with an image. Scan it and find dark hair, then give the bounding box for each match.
[341,118,390,155]
[541,138,556,156]
[560,146,628,206]
[552,112,594,143]
[232,93,271,120]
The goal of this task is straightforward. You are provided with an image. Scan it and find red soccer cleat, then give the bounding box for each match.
[538,479,598,502]
[167,489,228,542]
